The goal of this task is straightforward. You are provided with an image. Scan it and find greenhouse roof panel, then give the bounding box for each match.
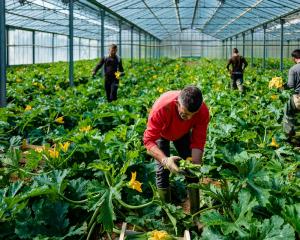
[5,0,300,40]
[96,0,300,40]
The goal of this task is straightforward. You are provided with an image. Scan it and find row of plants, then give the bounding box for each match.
[0,57,299,239]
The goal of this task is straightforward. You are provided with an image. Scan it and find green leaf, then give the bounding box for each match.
[97,189,115,232]
[282,204,300,233]
[259,215,295,239]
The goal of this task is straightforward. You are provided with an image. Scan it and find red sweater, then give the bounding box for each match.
[143,91,210,150]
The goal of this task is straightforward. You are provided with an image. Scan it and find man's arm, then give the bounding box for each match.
[226,59,232,71]
[92,58,105,76]
[144,110,180,173]
[119,58,125,76]
[190,104,210,164]
[242,57,248,71]
[191,148,203,165]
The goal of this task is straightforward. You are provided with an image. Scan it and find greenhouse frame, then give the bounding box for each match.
[2,1,300,239]
[1,0,300,107]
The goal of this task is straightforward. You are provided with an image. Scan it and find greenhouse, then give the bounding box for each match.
[1,0,300,239]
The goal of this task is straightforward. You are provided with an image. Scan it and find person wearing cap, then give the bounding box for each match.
[143,85,210,214]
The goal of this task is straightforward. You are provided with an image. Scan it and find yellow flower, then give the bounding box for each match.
[79,125,92,132]
[269,77,283,89]
[271,95,278,100]
[269,137,279,148]
[157,87,164,93]
[54,85,61,91]
[59,142,70,153]
[153,75,158,79]
[16,78,22,83]
[128,172,142,192]
[49,148,59,158]
[38,83,45,90]
[35,147,44,153]
[55,116,64,124]
[115,71,121,79]
[25,105,32,111]
[32,82,38,86]
[148,230,170,240]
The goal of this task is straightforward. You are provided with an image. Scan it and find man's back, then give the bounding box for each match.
[288,63,300,94]
[228,55,247,73]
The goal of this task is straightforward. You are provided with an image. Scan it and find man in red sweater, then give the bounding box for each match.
[144,85,209,214]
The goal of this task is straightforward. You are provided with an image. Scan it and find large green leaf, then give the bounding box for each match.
[96,189,115,232]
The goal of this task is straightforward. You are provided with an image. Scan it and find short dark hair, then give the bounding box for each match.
[110,44,118,49]
[233,48,239,54]
[291,49,300,59]
[179,85,203,112]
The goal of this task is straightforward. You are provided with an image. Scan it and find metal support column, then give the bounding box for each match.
[69,0,74,87]
[149,36,152,62]
[101,10,105,76]
[235,35,238,48]
[159,40,161,58]
[225,39,228,59]
[131,26,133,65]
[242,33,245,57]
[6,26,9,66]
[32,30,35,64]
[139,30,141,63]
[101,10,105,59]
[222,40,224,59]
[251,29,254,68]
[0,0,6,107]
[230,37,232,54]
[287,40,290,58]
[263,24,267,69]
[119,20,122,57]
[52,33,55,63]
[145,34,147,62]
[280,19,284,71]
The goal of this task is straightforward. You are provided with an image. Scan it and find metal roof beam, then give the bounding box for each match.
[223,6,300,40]
[173,0,182,31]
[191,0,200,29]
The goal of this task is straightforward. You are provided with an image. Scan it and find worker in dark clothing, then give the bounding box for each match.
[226,48,248,92]
[92,44,124,102]
[283,49,300,144]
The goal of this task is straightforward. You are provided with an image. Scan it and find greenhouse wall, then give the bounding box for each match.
[6,26,157,66]
[160,30,222,59]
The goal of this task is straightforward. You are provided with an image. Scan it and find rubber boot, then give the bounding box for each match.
[188,188,200,215]
[157,187,171,203]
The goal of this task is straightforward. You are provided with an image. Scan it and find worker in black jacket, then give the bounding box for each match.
[92,44,124,102]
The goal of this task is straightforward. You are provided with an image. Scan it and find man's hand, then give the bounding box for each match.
[161,156,181,173]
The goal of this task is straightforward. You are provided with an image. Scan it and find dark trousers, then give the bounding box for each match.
[156,133,197,188]
[230,73,243,90]
[104,79,118,102]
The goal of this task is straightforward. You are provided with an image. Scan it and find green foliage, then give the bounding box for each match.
[0,58,299,239]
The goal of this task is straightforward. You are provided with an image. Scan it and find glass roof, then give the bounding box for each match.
[96,0,300,39]
[5,0,300,40]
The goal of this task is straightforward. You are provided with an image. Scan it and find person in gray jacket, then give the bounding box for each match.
[283,49,300,144]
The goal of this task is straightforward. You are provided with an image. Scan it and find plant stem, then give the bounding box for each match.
[117,198,157,209]
[192,204,222,218]
[88,204,102,229]
[86,222,96,240]
[58,193,89,204]
[106,232,112,240]
[57,146,78,168]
